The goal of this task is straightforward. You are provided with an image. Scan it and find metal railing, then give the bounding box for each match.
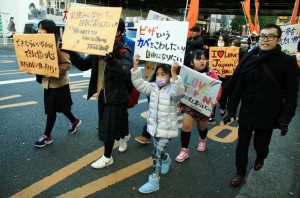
[0,32,16,46]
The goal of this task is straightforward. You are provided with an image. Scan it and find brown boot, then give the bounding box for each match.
[254,158,264,171]
[135,136,150,144]
[230,175,245,187]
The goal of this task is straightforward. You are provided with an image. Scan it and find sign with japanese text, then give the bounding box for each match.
[209,47,240,76]
[179,66,222,117]
[62,7,122,55]
[280,24,300,55]
[13,34,59,78]
[134,20,188,65]
[146,10,176,21]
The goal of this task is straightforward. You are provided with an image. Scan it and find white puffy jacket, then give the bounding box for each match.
[131,68,184,138]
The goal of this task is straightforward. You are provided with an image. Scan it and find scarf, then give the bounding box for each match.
[226,44,282,90]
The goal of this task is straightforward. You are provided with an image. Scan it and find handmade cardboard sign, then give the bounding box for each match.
[14,34,59,78]
[209,47,240,76]
[179,66,222,117]
[134,20,188,65]
[62,7,122,55]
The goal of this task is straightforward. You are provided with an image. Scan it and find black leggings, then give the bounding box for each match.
[104,141,114,158]
[44,111,76,137]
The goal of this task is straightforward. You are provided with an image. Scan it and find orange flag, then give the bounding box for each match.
[291,0,299,24]
[242,0,255,34]
[185,0,199,37]
[254,0,260,33]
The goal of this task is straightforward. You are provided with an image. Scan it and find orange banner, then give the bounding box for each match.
[291,0,300,24]
[185,0,199,37]
[242,0,255,34]
[254,0,260,33]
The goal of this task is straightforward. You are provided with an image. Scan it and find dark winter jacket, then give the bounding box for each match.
[227,45,299,129]
[184,35,204,68]
[69,43,133,104]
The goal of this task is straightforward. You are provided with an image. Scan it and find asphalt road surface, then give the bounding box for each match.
[0,47,300,198]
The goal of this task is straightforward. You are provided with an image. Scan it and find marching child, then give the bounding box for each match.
[131,54,184,194]
[175,50,221,162]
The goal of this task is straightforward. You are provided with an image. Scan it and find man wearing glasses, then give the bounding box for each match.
[223,23,299,187]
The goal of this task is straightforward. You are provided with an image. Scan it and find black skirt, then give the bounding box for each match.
[44,84,73,114]
[98,92,129,143]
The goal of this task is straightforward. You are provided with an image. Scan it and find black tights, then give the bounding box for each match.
[44,111,76,137]
[181,130,191,149]
[198,128,208,140]
[104,141,114,158]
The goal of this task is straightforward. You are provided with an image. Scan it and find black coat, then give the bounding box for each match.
[227,46,299,129]
[184,35,204,67]
[70,44,133,104]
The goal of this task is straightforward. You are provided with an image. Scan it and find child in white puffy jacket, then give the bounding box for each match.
[131,54,184,194]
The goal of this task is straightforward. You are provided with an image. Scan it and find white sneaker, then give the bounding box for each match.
[91,155,113,169]
[119,134,131,152]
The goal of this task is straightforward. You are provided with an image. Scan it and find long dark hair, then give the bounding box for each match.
[218,33,230,47]
[190,49,209,73]
[150,64,171,82]
[38,19,58,42]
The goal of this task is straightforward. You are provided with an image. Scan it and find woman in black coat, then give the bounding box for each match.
[66,18,133,169]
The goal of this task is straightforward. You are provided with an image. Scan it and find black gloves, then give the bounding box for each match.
[278,119,289,136]
[223,112,236,125]
[104,52,116,65]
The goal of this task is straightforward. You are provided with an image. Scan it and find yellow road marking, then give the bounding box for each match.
[0,101,37,109]
[10,143,120,198]
[57,157,152,198]
[0,94,21,101]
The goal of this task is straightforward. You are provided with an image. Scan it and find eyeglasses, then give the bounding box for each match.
[259,34,279,41]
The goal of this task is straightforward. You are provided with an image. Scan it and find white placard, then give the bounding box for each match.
[179,66,222,117]
[134,20,188,65]
[280,24,300,55]
[146,10,176,21]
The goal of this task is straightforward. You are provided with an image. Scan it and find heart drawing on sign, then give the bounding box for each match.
[217,50,224,58]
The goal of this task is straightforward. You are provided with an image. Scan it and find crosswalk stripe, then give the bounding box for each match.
[0,101,37,109]
[0,94,21,101]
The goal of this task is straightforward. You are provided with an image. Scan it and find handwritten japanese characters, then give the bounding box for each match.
[146,10,176,21]
[179,66,222,117]
[134,20,188,65]
[209,47,240,76]
[14,34,59,78]
[280,24,300,55]
[62,7,122,55]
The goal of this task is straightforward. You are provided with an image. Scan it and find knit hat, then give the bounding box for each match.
[118,18,125,34]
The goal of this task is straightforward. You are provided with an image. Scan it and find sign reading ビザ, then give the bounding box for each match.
[134,20,188,65]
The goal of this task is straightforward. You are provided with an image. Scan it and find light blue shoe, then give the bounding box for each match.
[138,175,160,194]
[161,153,171,174]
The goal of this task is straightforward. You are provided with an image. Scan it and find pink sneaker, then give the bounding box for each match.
[197,139,207,152]
[175,148,189,162]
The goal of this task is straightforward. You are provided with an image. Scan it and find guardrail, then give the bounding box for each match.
[0,32,17,46]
